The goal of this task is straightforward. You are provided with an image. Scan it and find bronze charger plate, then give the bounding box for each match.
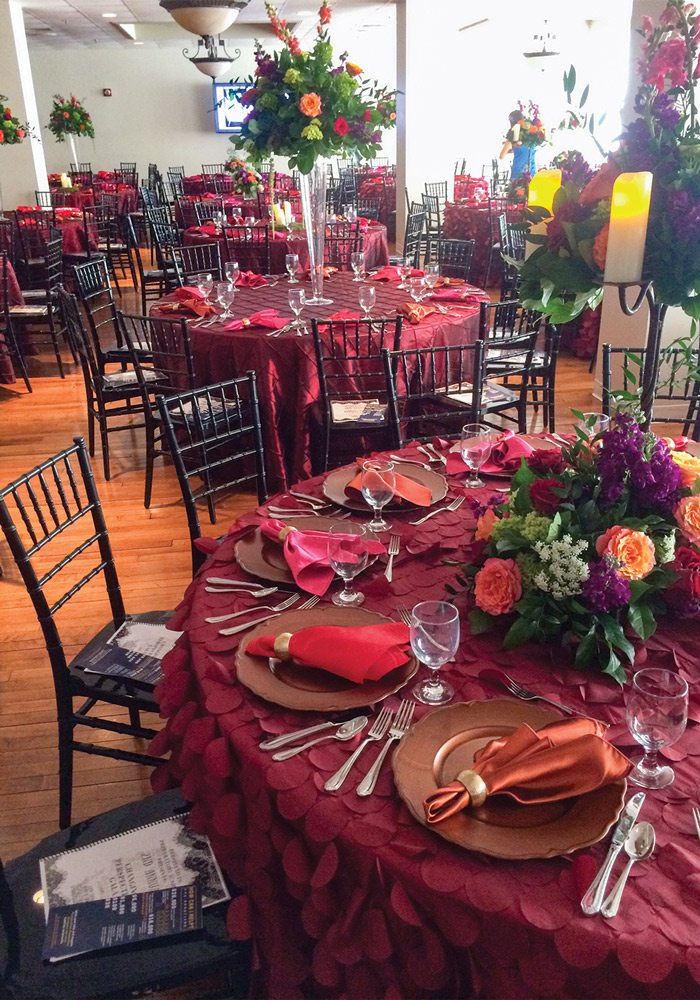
[236,606,418,711]
[322,461,447,512]
[235,516,339,585]
[392,700,627,860]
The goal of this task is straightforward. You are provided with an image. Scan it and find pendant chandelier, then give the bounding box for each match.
[160,0,249,36]
[183,34,241,79]
[523,20,559,59]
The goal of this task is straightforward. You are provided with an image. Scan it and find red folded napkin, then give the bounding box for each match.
[245,621,410,683]
[325,309,362,323]
[446,431,535,476]
[428,288,487,304]
[224,309,282,331]
[346,464,432,507]
[424,718,631,824]
[259,518,385,596]
[370,266,425,282]
[172,286,215,317]
[235,271,268,288]
[197,224,219,236]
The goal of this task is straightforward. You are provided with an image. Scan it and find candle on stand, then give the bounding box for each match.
[603,171,653,284]
[525,169,562,260]
[60,172,71,189]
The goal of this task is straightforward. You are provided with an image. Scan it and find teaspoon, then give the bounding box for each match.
[601,821,655,918]
[271,715,368,760]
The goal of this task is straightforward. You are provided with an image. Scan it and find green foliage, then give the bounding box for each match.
[47,94,94,142]
[0,95,30,146]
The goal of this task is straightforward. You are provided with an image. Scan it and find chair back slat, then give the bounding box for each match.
[223,225,271,273]
[311,316,402,413]
[435,238,475,281]
[170,242,222,284]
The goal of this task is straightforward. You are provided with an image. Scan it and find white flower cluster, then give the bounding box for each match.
[532,535,590,600]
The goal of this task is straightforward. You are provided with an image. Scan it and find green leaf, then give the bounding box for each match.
[599,613,635,663]
[601,643,626,685]
[575,626,597,667]
[469,608,494,635]
[545,512,561,543]
[627,602,656,640]
[502,615,537,650]
[578,84,590,109]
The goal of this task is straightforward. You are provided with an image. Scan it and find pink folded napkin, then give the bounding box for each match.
[175,285,207,301]
[325,309,362,322]
[197,224,219,236]
[446,431,535,476]
[235,271,268,288]
[428,288,488,304]
[370,266,424,282]
[224,309,282,331]
[259,518,385,596]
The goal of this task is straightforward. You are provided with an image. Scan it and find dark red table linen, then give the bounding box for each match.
[0,257,23,383]
[442,202,525,287]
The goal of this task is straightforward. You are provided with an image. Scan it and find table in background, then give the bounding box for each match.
[0,257,23,384]
[442,202,524,288]
[182,173,294,196]
[151,441,700,998]
[151,271,479,490]
[357,171,396,228]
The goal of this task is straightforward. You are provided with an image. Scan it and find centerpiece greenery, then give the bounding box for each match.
[224,155,264,196]
[510,101,547,149]
[0,95,30,145]
[47,94,94,142]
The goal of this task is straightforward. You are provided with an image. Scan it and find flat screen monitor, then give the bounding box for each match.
[212,82,248,134]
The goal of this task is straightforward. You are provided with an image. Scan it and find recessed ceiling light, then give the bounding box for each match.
[133,40,144,45]
[102,11,117,17]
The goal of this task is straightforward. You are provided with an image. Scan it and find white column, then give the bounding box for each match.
[0,0,47,206]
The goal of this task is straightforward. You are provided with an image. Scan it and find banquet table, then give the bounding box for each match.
[47,184,137,215]
[183,173,295,196]
[357,172,396,227]
[151,271,482,491]
[151,439,700,999]
[442,202,525,288]
[0,257,23,384]
[182,222,389,276]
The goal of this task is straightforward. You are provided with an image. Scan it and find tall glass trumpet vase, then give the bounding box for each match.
[67,133,79,171]
[300,158,332,305]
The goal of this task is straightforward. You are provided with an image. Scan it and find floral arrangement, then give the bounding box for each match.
[0,95,29,145]
[232,1,396,173]
[47,94,94,142]
[551,150,594,189]
[518,0,700,325]
[224,155,263,196]
[509,101,547,148]
[505,171,530,205]
[464,414,700,684]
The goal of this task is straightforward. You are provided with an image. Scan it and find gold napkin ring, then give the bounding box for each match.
[278,526,295,541]
[456,769,488,807]
[273,632,293,660]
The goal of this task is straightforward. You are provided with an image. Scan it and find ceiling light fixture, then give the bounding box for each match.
[183,34,240,78]
[160,0,250,36]
[102,12,117,17]
[133,40,144,45]
[523,19,559,59]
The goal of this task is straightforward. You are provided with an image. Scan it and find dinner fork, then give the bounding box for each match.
[323,707,393,792]
[389,454,431,470]
[205,584,279,596]
[218,594,320,636]
[205,593,300,624]
[692,805,700,840]
[384,534,400,582]
[287,490,328,508]
[481,668,582,717]
[356,700,415,796]
[409,495,465,525]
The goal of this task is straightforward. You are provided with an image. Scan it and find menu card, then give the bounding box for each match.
[76,620,183,686]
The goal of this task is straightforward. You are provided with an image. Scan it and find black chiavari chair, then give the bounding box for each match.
[35,190,53,209]
[435,238,475,281]
[170,242,223,285]
[0,250,31,392]
[403,205,426,269]
[8,236,72,376]
[420,193,443,263]
[73,257,135,371]
[223,224,271,274]
[126,214,165,313]
[324,221,361,270]
[193,199,225,226]
[201,163,225,175]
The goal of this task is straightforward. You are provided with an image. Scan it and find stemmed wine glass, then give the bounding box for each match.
[289,287,306,335]
[285,253,300,283]
[225,260,240,286]
[212,210,225,232]
[327,523,370,607]
[393,256,411,288]
[408,277,426,302]
[626,668,688,788]
[423,262,440,291]
[359,284,376,319]
[576,412,611,438]
[410,601,460,705]
[351,251,365,282]
[361,459,395,532]
[215,280,235,320]
[461,423,496,488]
[195,272,213,300]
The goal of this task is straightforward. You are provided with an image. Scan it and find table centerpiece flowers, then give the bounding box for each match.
[47,94,94,169]
[463,414,700,684]
[224,155,264,197]
[0,95,30,145]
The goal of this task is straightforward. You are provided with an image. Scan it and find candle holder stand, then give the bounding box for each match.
[606,281,668,429]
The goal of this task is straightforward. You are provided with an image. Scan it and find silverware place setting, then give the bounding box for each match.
[218,594,320,635]
[271,715,369,761]
[409,495,464,525]
[384,533,400,582]
[356,700,415,796]
[324,706,393,792]
[417,443,447,466]
[205,593,300,625]
[600,821,655,918]
[581,792,646,915]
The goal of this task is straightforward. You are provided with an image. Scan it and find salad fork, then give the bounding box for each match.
[356,700,415,796]
[205,593,300,624]
[384,533,400,582]
[479,668,584,717]
[218,594,319,636]
[287,491,328,508]
[692,805,700,840]
[409,495,464,525]
[324,706,393,792]
[389,454,431,470]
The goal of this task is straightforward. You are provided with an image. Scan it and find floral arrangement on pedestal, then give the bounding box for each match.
[550,150,594,189]
[224,155,264,196]
[510,101,547,148]
[46,94,94,141]
[0,95,30,145]
[505,171,530,206]
[518,0,700,325]
[464,414,700,684]
[232,1,396,173]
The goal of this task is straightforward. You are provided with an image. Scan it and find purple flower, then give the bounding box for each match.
[581,558,631,612]
[597,413,682,515]
[667,188,700,244]
[652,91,681,131]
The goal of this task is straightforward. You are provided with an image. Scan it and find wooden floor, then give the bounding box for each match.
[0,282,598,862]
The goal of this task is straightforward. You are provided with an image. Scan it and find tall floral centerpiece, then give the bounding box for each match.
[46,95,94,171]
[0,94,31,217]
[507,101,547,178]
[224,155,264,197]
[232,0,396,303]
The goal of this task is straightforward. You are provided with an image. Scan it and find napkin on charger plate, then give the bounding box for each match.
[323,308,362,323]
[445,430,536,476]
[172,286,216,317]
[369,266,425,282]
[424,717,631,823]
[345,462,433,507]
[224,309,282,331]
[397,302,439,325]
[259,518,386,596]
[246,620,410,683]
[235,271,268,288]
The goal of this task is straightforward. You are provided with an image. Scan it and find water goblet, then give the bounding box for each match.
[576,412,610,438]
[396,257,412,289]
[461,423,496,488]
[410,601,460,705]
[288,287,306,335]
[626,668,688,788]
[359,284,376,319]
[408,276,426,302]
[224,260,240,286]
[424,262,440,290]
[215,280,235,320]
[327,523,370,607]
[285,253,300,283]
[361,459,395,532]
[212,210,225,232]
[351,251,365,282]
[195,272,213,300]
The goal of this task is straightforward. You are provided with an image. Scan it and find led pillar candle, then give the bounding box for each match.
[525,169,561,259]
[60,172,71,189]
[603,172,653,284]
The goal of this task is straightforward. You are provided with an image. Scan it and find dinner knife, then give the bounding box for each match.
[580,791,645,915]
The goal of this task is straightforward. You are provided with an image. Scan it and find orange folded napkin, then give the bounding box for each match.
[245,621,410,683]
[223,309,282,331]
[234,271,268,288]
[397,302,439,325]
[172,287,215,317]
[428,288,487,303]
[424,717,631,824]
[345,463,432,507]
[370,266,424,282]
[301,266,338,281]
[433,277,466,288]
[259,518,386,596]
[325,309,362,323]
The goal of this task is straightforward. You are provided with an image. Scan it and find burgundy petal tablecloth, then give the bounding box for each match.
[151,440,700,999]
[0,257,23,384]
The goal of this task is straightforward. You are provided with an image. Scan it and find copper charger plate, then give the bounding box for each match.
[322,461,447,512]
[235,516,338,584]
[236,606,418,711]
[448,433,559,479]
[392,700,626,860]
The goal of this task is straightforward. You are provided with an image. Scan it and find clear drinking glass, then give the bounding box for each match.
[351,251,365,282]
[359,284,376,319]
[396,256,412,288]
[327,523,370,607]
[408,276,426,302]
[286,253,300,283]
[288,287,306,335]
[346,205,358,223]
[215,281,235,319]
[361,459,395,532]
[424,262,440,290]
[461,423,495,488]
[410,601,460,705]
[576,412,610,438]
[626,668,688,788]
[213,210,225,231]
[224,260,240,285]
[196,272,213,299]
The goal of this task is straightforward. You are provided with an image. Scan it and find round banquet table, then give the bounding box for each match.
[182,222,389,275]
[183,173,295,196]
[151,271,481,492]
[0,256,23,383]
[442,202,525,288]
[151,438,700,999]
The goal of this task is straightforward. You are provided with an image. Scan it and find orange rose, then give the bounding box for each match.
[595,525,656,579]
[474,558,522,616]
[299,92,322,117]
[346,62,362,77]
[475,507,498,542]
[592,223,609,270]
[675,496,700,546]
[671,450,700,488]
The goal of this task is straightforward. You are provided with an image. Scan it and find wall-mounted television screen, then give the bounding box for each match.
[212,82,248,134]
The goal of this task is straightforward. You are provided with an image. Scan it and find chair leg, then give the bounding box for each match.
[144,419,155,509]
[128,704,141,729]
[100,417,111,480]
[58,723,74,829]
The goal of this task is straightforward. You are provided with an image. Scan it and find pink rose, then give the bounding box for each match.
[474,558,522,616]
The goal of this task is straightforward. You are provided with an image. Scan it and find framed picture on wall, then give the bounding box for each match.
[212,82,248,134]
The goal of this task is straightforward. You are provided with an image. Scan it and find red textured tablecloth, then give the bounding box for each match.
[357,175,396,226]
[0,257,23,384]
[152,273,481,491]
[183,173,294,196]
[151,439,700,998]
[442,203,525,288]
[182,223,389,276]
